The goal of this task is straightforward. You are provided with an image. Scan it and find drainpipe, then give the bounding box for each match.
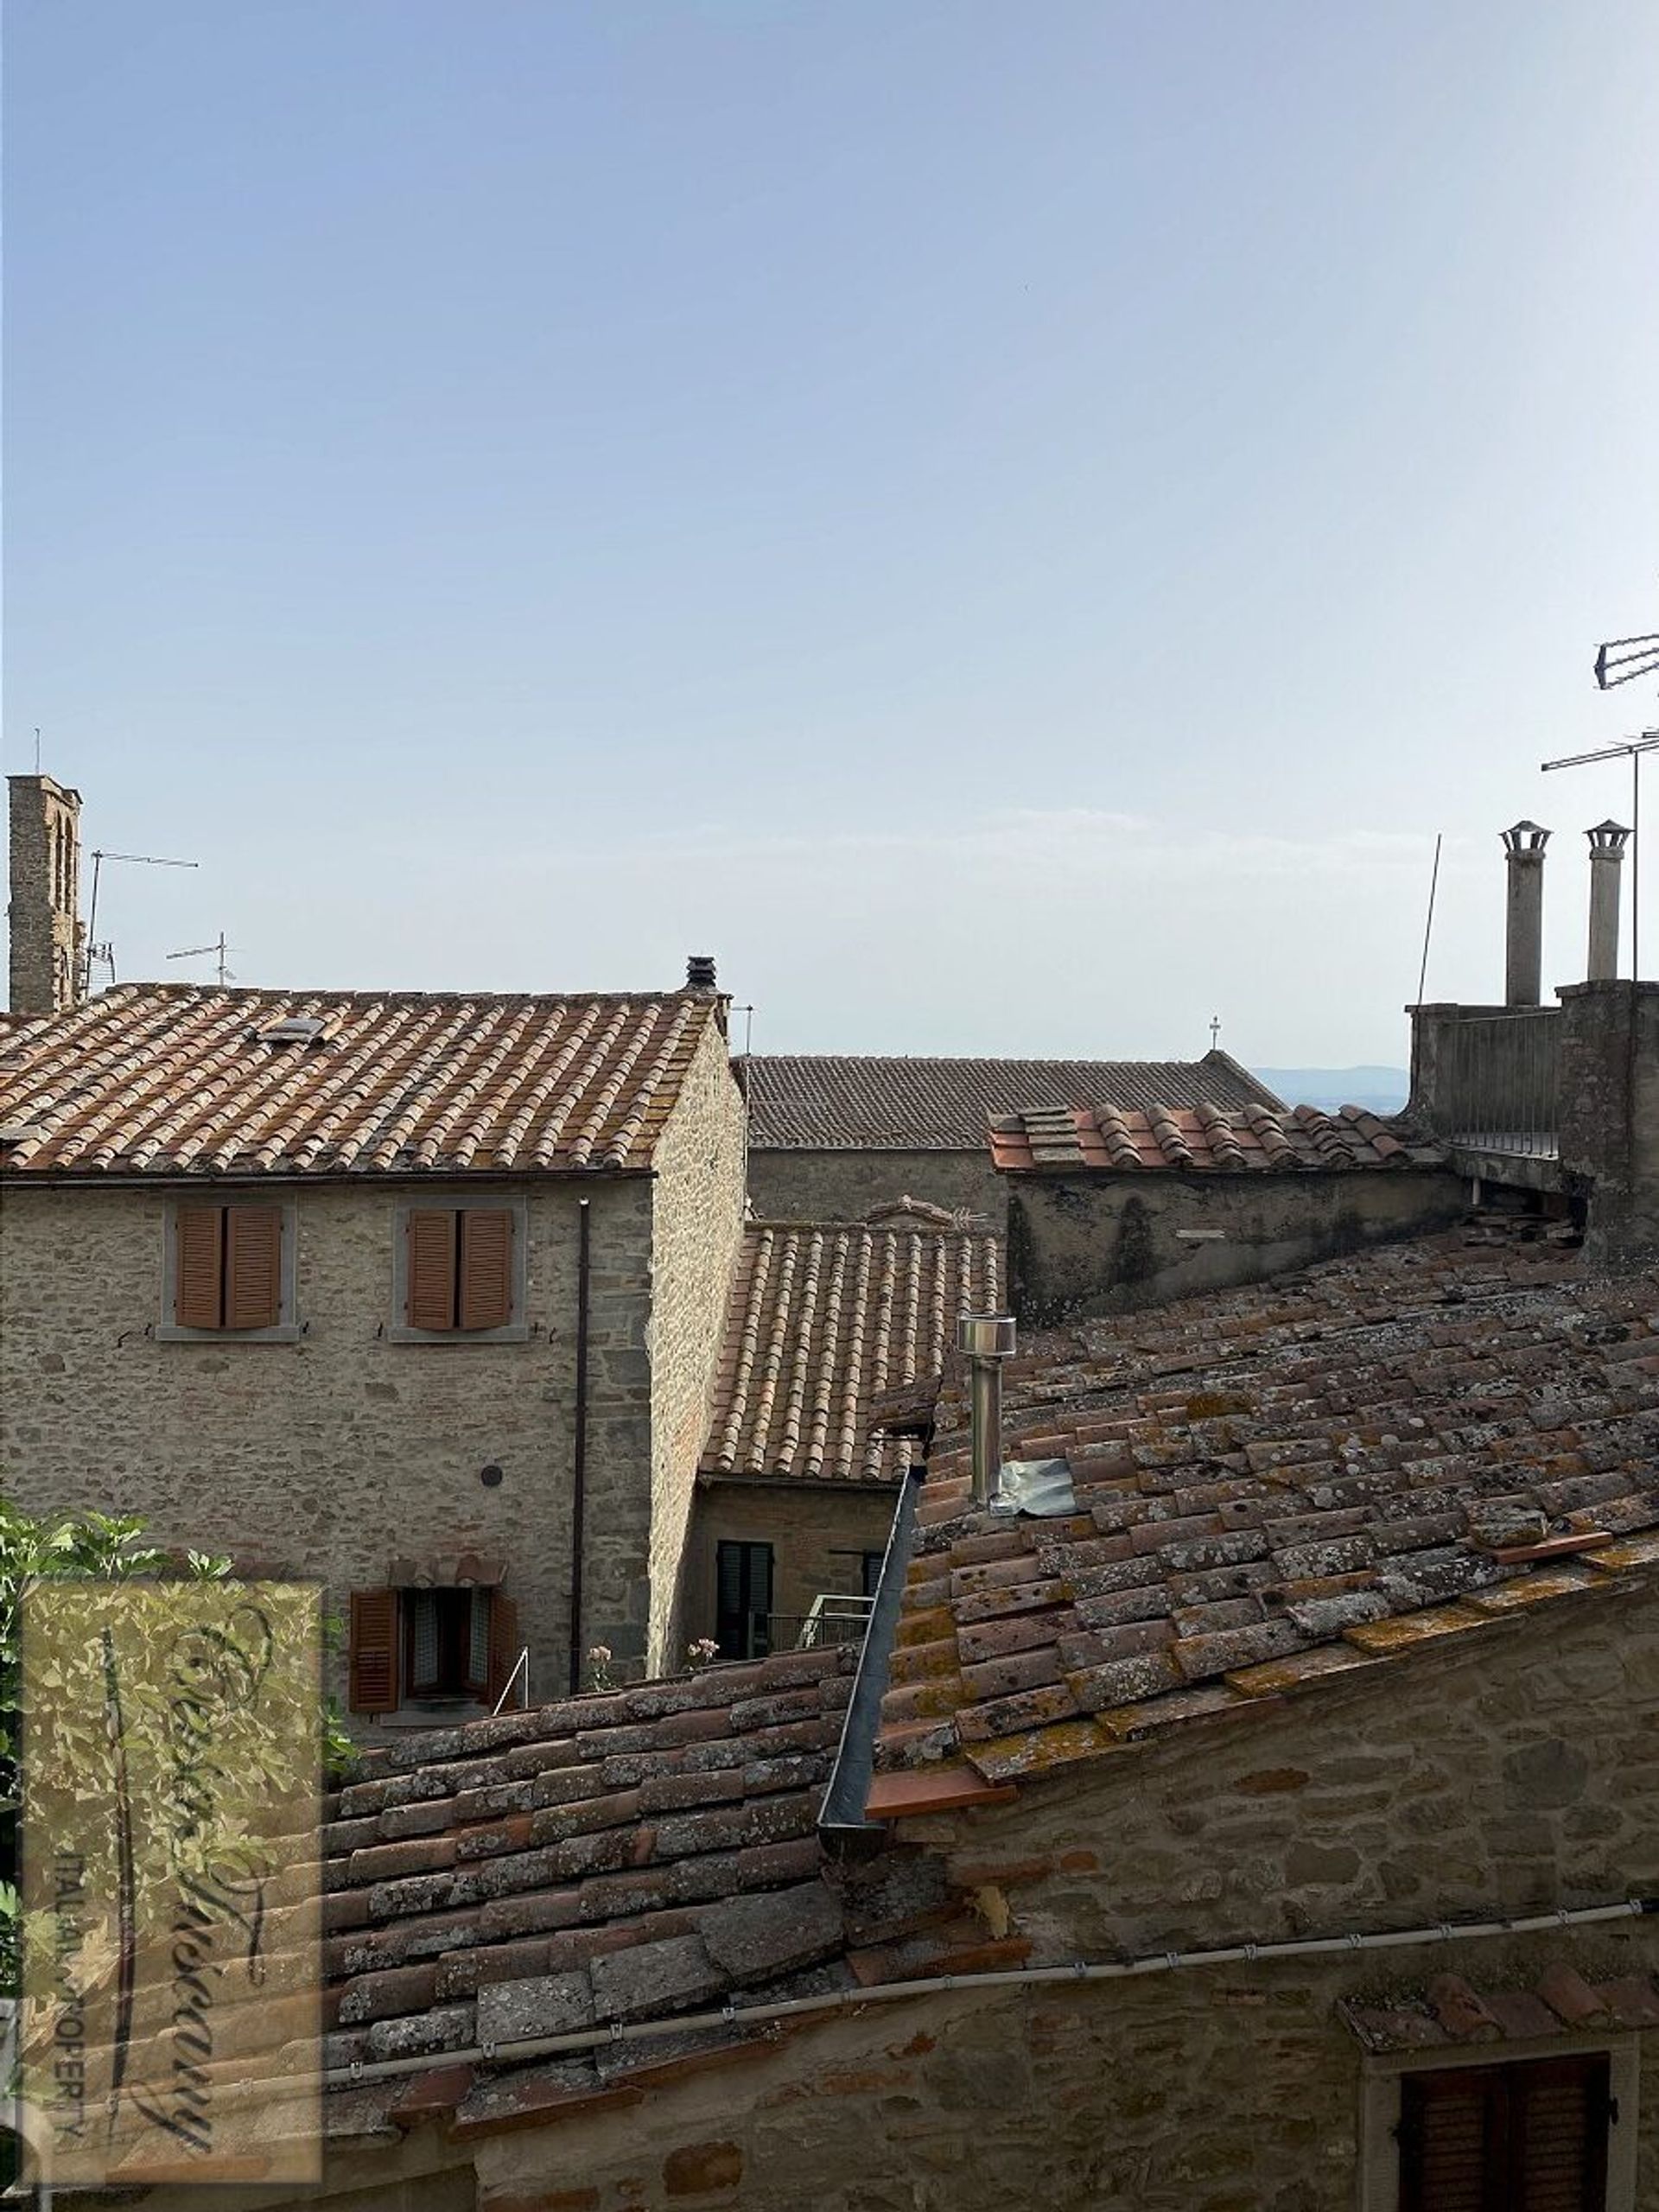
[1586,821,1631,982]
[1502,821,1550,1006]
[567,1196,592,1695]
[957,1313,1016,1503]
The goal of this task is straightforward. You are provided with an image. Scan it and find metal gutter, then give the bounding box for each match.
[816,1464,923,1854]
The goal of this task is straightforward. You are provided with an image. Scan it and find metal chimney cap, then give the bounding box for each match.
[685,953,718,989]
[1586,820,1632,852]
[957,1313,1016,1359]
[1501,821,1551,854]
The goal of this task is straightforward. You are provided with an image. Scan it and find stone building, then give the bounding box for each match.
[990,1097,1464,1322]
[0,973,747,1720]
[6,771,84,1014]
[687,1198,1001,1656]
[50,1229,1656,2211]
[740,1050,1281,1223]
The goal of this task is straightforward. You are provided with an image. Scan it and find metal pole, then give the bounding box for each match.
[1415,833,1442,1004]
[969,1357,1002,1505]
[567,1196,592,1695]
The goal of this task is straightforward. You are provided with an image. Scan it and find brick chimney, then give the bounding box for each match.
[7,773,84,1014]
[1585,820,1630,982]
[1501,821,1550,1007]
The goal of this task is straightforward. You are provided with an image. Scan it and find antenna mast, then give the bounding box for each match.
[83,849,199,995]
[167,932,240,987]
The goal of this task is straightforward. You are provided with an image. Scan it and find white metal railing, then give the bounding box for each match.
[491,1647,530,1715]
[791,1593,876,1651]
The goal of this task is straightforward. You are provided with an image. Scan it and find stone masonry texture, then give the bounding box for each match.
[745,1146,1007,1229]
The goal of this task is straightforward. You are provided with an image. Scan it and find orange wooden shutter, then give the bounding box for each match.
[175,1207,226,1329]
[485,1591,520,1709]
[458,1208,513,1332]
[406,1209,458,1330]
[226,1205,283,1330]
[348,1590,399,1713]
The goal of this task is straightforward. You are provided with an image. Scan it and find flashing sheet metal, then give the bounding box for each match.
[995,1458,1077,1517]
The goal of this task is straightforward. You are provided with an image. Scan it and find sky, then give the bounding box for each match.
[6,1,1657,1070]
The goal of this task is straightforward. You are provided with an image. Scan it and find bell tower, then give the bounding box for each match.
[7,772,85,1014]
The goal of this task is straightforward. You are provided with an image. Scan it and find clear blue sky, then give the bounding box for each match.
[7,1,1656,1065]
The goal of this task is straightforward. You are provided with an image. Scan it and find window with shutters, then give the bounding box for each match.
[1363,2045,1633,2212]
[715,1541,773,1660]
[160,1199,298,1340]
[389,1199,528,1341]
[349,1585,520,1714]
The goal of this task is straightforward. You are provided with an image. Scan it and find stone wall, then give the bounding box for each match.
[746,1147,1007,1228]
[1558,980,1659,1265]
[686,1478,899,1643]
[645,1020,748,1671]
[6,772,82,1014]
[1007,1166,1467,1325]
[0,1174,658,1719]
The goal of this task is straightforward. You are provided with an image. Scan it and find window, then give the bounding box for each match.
[861,1549,885,1598]
[1384,2055,1616,2212]
[348,1586,519,1714]
[391,1203,527,1340]
[715,1541,773,1660]
[162,1201,296,1338]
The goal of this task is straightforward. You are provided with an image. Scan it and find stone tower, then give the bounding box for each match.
[7,773,84,1014]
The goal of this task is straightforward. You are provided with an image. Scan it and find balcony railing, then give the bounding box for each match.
[767,1594,876,1652]
[1444,1009,1560,1160]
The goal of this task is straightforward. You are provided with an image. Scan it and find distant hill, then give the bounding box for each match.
[1251,1066,1410,1116]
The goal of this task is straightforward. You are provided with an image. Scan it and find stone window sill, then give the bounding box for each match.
[385,1323,531,1345]
[156,1324,303,1344]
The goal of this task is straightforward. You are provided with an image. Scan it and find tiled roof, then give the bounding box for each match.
[989,1102,1445,1174]
[702,1202,1002,1484]
[740,1052,1282,1151]
[875,1233,1659,1789]
[1341,1965,1659,2053]
[315,1645,1005,2139]
[0,984,723,1176]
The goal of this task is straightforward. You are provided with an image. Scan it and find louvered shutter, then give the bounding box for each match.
[175,1207,226,1329]
[1399,2069,1499,2212]
[348,1590,399,1713]
[406,1210,458,1331]
[1513,2056,1607,2212]
[457,1209,513,1332]
[225,1205,283,1330]
[485,1591,520,1709]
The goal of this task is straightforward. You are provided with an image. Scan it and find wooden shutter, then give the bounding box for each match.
[484,1591,520,1709]
[348,1590,399,1713]
[225,1205,283,1330]
[175,1206,226,1329]
[406,1209,458,1331]
[458,1209,513,1332]
[1399,2058,1608,2212]
[1513,2056,1607,2212]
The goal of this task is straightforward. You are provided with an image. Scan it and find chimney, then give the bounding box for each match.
[1585,821,1631,982]
[1501,821,1550,1007]
[685,953,717,991]
[956,1313,1016,1504]
[7,773,84,1015]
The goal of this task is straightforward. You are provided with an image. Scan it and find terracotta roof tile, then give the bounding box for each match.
[873,1234,1659,1786]
[1341,1962,1659,2052]
[739,1052,1281,1151]
[989,1102,1446,1174]
[0,983,721,1175]
[701,1207,1001,1484]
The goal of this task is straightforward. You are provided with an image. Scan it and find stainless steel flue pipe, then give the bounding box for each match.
[957,1313,1016,1503]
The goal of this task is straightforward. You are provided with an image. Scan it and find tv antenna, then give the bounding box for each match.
[1541,730,1658,980]
[83,848,200,995]
[167,932,241,986]
[1593,629,1659,691]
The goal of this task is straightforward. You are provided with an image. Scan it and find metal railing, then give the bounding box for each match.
[1445,1010,1561,1159]
[768,1595,876,1652]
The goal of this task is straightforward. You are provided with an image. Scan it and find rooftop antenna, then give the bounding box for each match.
[83,848,200,996]
[1415,832,1443,1005]
[734,1002,755,1055]
[1541,731,1658,979]
[1208,1015,1221,1052]
[167,932,241,987]
[34,728,41,773]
